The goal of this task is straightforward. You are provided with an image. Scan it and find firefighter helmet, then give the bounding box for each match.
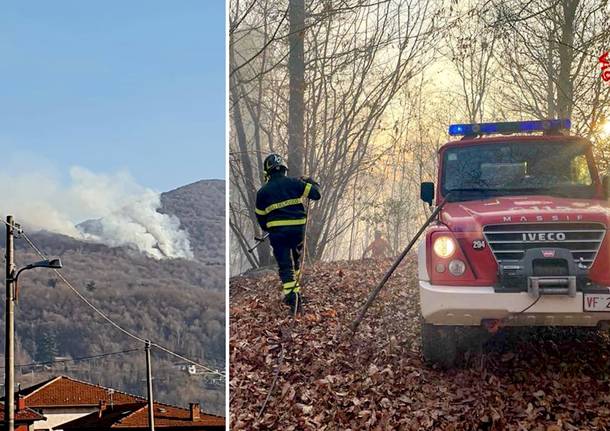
[263,153,288,175]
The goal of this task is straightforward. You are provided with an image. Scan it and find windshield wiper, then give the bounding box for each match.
[447,187,575,199]
[510,187,574,198]
[445,188,500,201]
[446,187,506,197]
[447,188,501,193]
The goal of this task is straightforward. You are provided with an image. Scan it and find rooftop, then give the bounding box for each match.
[0,402,45,423]
[14,375,224,429]
[18,375,144,407]
[61,401,225,430]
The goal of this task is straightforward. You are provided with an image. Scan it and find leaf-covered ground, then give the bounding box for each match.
[230,257,610,430]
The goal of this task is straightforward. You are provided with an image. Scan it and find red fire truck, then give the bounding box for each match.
[418,119,610,365]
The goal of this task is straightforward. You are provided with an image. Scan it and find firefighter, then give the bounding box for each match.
[255,153,321,313]
[362,230,391,259]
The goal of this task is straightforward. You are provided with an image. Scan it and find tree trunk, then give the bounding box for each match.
[557,0,578,119]
[546,28,556,118]
[230,73,274,267]
[287,0,305,176]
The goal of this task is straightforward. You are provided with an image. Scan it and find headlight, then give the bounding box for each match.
[448,259,466,276]
[433,236,456,258]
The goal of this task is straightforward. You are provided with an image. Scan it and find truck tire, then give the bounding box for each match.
[421,322,457,368]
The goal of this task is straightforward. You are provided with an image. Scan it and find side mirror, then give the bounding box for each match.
[420,182,435,206]
[603,175,609,199]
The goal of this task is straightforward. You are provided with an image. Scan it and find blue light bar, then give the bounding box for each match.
[448,119,571,136]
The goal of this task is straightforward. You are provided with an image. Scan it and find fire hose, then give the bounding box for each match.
[350,198,450,334]
[256,201,312,421]
[257,196,445,420]
[349,192,542,335]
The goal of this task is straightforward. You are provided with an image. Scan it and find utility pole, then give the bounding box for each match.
[5,216,15,431]
[145,340,155,431]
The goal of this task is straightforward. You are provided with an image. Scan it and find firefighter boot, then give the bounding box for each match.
[282,291,304,315]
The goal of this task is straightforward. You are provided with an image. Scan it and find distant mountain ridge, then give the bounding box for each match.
[159,179,225,264]
[74,179,225,264]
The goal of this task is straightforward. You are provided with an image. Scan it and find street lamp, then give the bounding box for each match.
[4,215,61,431]
[13,259,62,300]
[15,259,62,277]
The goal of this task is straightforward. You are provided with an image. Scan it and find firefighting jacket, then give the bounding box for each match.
[255,173,321,231]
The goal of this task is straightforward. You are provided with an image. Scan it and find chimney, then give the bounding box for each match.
[98,400,107,418]
[189,403,200,421]
[16,396,25,412]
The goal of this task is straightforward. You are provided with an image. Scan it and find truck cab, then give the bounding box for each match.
[419,119,610,365]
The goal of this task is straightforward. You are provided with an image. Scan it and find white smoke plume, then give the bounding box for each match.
[0,166,194,260]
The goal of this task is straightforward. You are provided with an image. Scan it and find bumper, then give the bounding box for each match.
[420,280,610,326]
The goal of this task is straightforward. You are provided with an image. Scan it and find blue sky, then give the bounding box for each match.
[0,1,225,192]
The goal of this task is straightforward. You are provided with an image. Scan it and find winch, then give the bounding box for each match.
[496,248,587,297]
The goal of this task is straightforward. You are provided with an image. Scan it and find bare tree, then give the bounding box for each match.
[301,0,442,259]
[287,0,305,175]
[229,0,282,270]
[446,0,500,123]
[490,0,610,135]
[229,0,444,270]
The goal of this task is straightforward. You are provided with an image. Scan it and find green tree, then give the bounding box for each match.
[36,330,59,363]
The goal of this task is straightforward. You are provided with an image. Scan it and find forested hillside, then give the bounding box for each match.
[0,180,226,414]
[160,179,225,265]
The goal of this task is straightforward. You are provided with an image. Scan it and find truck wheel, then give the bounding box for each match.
[421,322,457,368]
[456,326,491,360]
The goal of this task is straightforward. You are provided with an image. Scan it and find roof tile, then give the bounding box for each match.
[61,402,225,429]
[21,375,143,407]
[0,402,45,422]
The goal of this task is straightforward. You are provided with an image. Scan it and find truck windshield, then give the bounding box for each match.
[441,141,596,202]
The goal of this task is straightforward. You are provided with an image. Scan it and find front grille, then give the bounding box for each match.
[483,223,606,269]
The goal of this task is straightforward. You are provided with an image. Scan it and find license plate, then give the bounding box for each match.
[584,294,610,312]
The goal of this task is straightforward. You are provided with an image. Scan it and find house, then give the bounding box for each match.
[15,375,143,430]
[0,401,46,431]
[172,362,204,375]
[11,375,224,430]
[60,401,225,430]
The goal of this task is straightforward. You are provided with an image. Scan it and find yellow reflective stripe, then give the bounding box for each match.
[267,218,307,228]
[283,281,297,289]
[282,281,300,294]
[257,197,305,216]
[302,182,312,198]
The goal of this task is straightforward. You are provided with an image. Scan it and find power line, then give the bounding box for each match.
[20,232,149,343]
[20,231,225,378]
[2,348,141,369]
[1,221,224,379]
